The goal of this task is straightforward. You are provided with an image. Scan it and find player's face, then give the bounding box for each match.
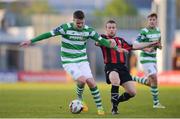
[73,18,85,30]
[106,23,117,37]
[148,16,157,28]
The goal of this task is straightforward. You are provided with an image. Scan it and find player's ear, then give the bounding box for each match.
[73,18,76,22]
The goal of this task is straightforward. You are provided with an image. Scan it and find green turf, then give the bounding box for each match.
[0,83,180,118]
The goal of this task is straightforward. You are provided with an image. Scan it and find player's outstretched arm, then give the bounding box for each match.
[95,38,128,53]
[132,41,159,50]
[20,32,53,47]
[96,37,119,51]
[90,30,118,51]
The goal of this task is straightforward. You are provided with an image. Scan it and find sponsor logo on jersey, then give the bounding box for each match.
[69,36,84,40]
[67,30,89,37]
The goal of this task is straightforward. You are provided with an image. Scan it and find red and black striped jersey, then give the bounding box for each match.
[99,34,132,64]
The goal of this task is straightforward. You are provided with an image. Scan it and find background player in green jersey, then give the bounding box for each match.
[20,10,120,115]
[133,13,165,108]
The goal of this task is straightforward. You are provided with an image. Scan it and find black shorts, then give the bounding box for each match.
[104,63,132,85]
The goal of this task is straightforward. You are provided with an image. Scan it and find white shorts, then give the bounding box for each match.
[62,61,93,80]
[142,63,157,77]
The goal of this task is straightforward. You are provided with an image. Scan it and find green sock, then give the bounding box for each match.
[76,84,84,100]
[90,86,103,109]
[151,86,159,105]
[132,76,148,85]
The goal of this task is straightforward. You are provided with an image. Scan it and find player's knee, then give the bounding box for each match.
[77,76,87,84]
[130,91,136,97]
[146,79,151,86]
[149,74,157,79]
[110,78,120,85]
[128,90,136,97]
[86,78,96,88]
[149,74,157,84]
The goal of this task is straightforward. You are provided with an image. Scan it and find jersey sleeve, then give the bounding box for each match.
[50,24,67,36]
[136,29,147,42]
[95,34,106,47]
[30,32,53,43]
[89,28,112,48]
[90,29,118,50]
[89,28,102,41]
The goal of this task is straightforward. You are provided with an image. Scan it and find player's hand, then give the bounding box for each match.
[109,39,117,48]
[95,42,100,46]
[158,45,162,49]
[156,42,162,49]
[19,40,31,47]
[150,42,162,49]
[116,47,129,53]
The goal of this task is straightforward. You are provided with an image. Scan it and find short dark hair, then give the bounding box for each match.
[147,13,158,19]
[106,20,116,24]
[73,10,85,19]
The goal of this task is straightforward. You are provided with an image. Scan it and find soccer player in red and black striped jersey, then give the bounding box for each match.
[96,20,160,115]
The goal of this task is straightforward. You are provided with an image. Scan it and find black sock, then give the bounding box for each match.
[111,85,119,106]
[118,92,134,102]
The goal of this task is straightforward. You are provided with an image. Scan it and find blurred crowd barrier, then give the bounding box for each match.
[158,71,180,86]
[0,70,72,83]
[0,70,180,86]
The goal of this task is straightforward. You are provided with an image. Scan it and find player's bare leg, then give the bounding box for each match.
[122,81,136,97]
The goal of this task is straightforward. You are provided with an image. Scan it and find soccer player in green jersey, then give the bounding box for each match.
[20,10,121,115]
[132,13,165,108]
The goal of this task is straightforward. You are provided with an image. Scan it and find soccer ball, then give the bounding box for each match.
[69,99,83,114]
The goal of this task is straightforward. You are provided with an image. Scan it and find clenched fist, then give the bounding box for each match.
[109,39,117,48]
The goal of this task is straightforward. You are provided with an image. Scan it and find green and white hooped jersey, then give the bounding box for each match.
[136,27,161,64]
[50,23,104,64]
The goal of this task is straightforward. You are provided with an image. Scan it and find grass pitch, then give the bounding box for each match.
[0,82,180,118]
